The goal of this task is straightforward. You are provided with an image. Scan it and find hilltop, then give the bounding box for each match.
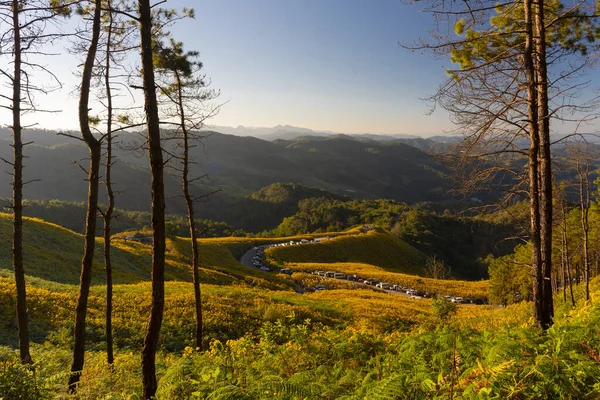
[266,228,426,276]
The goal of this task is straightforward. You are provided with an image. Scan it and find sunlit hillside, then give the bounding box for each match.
[265,228,427,275]
[2,213,600,399]
[0,215,494,347]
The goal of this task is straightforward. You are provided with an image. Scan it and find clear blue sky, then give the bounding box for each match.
[8,0,460,135]
[167,0,453,135]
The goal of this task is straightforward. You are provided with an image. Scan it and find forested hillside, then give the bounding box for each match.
[0,130,454,213]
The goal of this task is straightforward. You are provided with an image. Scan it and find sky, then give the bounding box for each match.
[1,1,479,135]
[169,0,455,135]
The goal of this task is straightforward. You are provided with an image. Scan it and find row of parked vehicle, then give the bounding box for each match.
[248,246,488,304]
[308,270,488,303]
[308,270,431,297]
[252,239,329,271]
[268,239,313,248]
[251,248,271,272]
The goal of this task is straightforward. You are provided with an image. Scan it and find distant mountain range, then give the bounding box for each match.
[0,125,595,232]
[209,124,427,142]
[0,127,456,221]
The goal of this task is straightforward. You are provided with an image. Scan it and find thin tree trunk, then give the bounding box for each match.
[175,72,203,350]
[560,194,567,303]
[566,253,576,307]
[534,0,554,329]
[578,161,590,301]
[561,230,567,302]
[139,0,166,397]
[523,0,543,328]
[11,0,32,365]
[69,0,102,392]
[103,1,115,366]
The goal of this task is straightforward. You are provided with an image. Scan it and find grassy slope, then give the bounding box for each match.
[265,228,427,275]
[0,276,346,350]
[0,214,498,352]
[0,213,290,289]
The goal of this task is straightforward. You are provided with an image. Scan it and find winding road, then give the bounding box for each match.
[238,242,423,299]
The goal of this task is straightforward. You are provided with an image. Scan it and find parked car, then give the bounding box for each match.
[314,284,326,291]
[334,272,346,279]
[376,282,391,290]
[280,268,293,275]
[325,271,336,278]
[260,266,271,272]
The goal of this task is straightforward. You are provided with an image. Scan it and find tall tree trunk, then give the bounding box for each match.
[103,1,115,366]
[175,72,203,350]
[11,0,32,365]
[69,0,102,392]
[139,0,166,397]
[534,0,554,329]
[523,0,543,327]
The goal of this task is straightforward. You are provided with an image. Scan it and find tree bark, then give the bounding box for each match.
[523,0,544,328]
[11,0,32,365]
[139,0,166,397]
[69,0,102,392]
[103,1,115,366]
[534,0,554,329]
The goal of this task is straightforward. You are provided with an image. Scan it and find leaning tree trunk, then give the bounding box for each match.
[176,72,203,350]
[523,0,543,328]
[69,0,102,392]
[11,0,32,365]
[139,0,167,397]
[534,0,554,329]
[103,2,115,366]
